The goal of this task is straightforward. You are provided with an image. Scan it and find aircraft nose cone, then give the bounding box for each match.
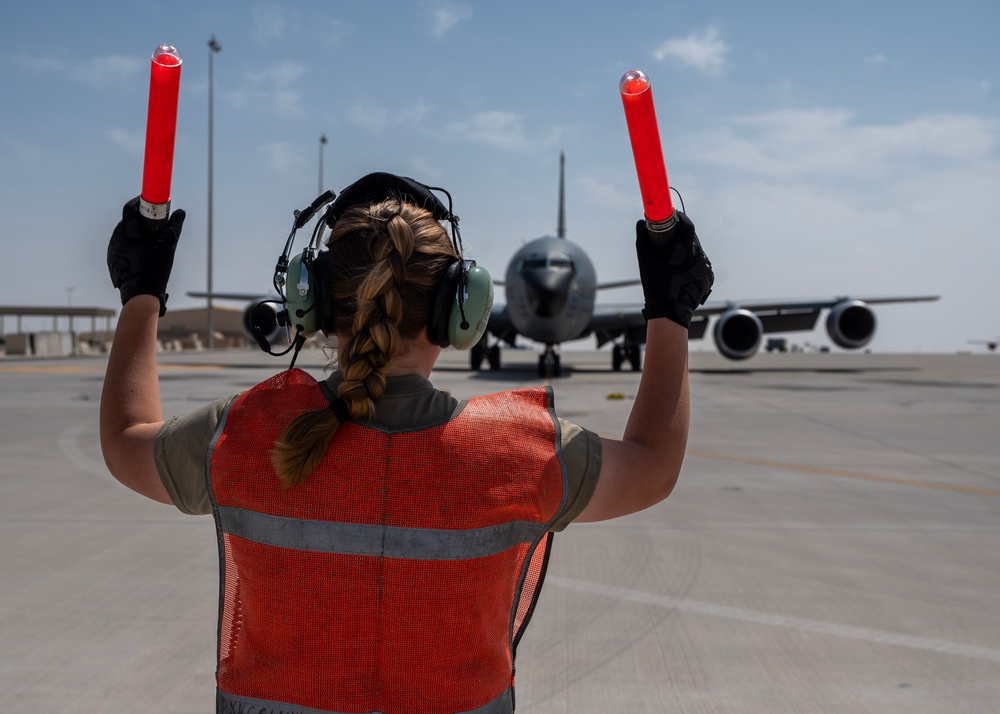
[523,270,573,318]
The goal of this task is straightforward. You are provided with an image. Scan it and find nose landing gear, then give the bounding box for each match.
[538,346,562,378]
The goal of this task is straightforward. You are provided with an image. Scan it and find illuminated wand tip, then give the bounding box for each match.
[152,44,182,66]
[620,69,651,96]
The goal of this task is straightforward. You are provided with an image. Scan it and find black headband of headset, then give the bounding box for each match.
[321,172,451,228]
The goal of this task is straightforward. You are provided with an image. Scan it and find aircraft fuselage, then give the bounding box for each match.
[503,236,596,345]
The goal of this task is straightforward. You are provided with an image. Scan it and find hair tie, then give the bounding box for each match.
[327,397,351,423]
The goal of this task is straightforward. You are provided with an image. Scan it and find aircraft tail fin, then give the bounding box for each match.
[557,151,566,239]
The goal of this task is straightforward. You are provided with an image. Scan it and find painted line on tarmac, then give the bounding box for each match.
[548,575,1000,664]
[688,449,1000,497]
[57,421,116,483]
[0,363,224,374]
[157,364,227,370]
[0,365,91,373]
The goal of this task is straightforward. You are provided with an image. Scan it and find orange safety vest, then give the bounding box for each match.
[207,369,568,714]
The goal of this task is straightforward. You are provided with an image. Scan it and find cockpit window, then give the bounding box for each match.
[520,253,575,271]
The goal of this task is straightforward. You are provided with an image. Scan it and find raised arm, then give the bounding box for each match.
[576,213,714,522]
[99,198,185,504]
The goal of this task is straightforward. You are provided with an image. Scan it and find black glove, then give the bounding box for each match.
[636,212,714,328]
[107,197,185,316]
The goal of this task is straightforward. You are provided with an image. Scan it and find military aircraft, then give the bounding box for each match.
[190,155,939,377]
[470,153,938,376]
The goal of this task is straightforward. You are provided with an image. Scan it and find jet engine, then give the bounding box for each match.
[826,299,877,350]
[243,299,287,350]
[713,308,763,360]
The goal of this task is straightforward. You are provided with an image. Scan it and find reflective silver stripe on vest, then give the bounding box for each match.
[217,686,514,714]
[217,505,546,560]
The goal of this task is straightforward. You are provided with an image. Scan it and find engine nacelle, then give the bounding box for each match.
[243,299,287,351]
[826,300,876,350]
[713,308,763,360]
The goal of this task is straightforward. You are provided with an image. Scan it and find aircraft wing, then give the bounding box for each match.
[588,303,646,331]
[696,294,940,317]
[482,299,652,346]
[586,303,649,348]
[586,295,940,332]
[484,304,517,346]
[586,302,716,343]
[579,294,941,352]
[187,291,274,301]
[695,294,940,359]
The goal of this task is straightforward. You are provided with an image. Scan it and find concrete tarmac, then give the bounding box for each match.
[1,346,998,712]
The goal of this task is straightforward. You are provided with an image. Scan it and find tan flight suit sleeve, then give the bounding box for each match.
[153,395,237,515]
[548,418,602,531]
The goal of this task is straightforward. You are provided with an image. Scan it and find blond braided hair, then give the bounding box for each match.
[271,198,458,487]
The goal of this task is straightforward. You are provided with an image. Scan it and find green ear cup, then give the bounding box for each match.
[448,264,494,350]
[285,252,319,337]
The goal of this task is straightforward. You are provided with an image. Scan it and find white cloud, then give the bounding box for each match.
[579,176,634,211]
[253,3,292,43]
[865,54,888,66]
[694,109,998,179]
[15,53,143,85]
[84,55,144,81]
[425,1,473,38]
[228,61,306,116]
[347,100,434,132]
[317,17,351,46]
[349,102,391,132]
[107,129,144,156]
[397,101,433,125]
[654,27,727,76]
[264,142,306,174]
[14,54,63,73]
[446,111,560,152]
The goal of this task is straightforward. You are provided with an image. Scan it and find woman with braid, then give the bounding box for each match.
[100,172,714,713]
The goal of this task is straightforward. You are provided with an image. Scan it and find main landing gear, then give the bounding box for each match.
[470,338,501,371]
[611,342,642,372]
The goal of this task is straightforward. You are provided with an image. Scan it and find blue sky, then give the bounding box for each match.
[1,0,998,353]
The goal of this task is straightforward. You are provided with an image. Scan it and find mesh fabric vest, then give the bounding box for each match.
[207,369,567,714]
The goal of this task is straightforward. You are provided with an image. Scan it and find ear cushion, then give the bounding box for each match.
[312,251,336,335]
[428,260,463,348]
[428,261,495,350]
[323,173,450,228]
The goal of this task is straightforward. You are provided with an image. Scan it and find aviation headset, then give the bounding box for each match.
[252,172,493,366]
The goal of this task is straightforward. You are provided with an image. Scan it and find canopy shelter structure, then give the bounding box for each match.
[0,306,117,356]
[0,305,117,334]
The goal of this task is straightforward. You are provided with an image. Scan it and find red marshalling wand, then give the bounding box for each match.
[619,69,676,235]
[139,44,183,222]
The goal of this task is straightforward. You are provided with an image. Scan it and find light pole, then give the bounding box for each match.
[319,134,328,194]
[207,35,221,350]
[67,286,75,355]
